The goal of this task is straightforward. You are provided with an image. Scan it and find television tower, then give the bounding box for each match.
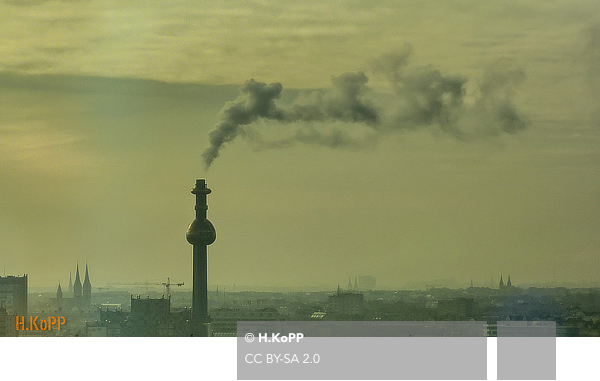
[186,179,216,336]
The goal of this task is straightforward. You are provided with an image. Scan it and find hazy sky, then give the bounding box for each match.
[1,0,600,289]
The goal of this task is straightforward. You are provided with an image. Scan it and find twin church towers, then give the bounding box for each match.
[57,262,92,306]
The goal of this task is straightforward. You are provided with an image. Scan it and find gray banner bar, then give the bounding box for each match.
[238,320,487,337]
[237,321,487,380]
[497,321,556,380]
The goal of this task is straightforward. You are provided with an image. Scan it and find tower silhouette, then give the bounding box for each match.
[83,263,92,305]
[186,179,216,336]
[68,272,73,294]
[56,282,63,299]
[74,263,82,298]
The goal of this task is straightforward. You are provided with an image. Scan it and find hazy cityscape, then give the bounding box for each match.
[1,0,599,348]
[2,261,600,337]
[2,174,599,338]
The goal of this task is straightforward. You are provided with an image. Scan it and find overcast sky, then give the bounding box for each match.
[1,0,600,290]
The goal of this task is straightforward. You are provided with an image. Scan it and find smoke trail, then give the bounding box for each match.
[244,125,378,152]
[202,72,378,169]
[201,79,285,168]
[202,47,528,169]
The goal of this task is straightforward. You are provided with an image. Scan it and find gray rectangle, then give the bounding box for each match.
[497,321,556,380]
[237,321,487,380]
[497,321,556,337]
[238,320,487,337]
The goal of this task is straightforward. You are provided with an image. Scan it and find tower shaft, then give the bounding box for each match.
[193,244,208,322]
[186,179,216,335]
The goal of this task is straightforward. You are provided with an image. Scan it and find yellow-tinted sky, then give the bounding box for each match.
[1,0,600,289]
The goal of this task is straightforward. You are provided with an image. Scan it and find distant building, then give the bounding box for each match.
[436,298,475,319]
[210,307,281,335]
[87,299,192,337]
[96,305,126,337]
[328,288,364,316]
[123,295,172,336]
[131,295,170,323]
[0,275,27,316]
[0,306,9,337]
[50,264,93,313]
[499,275,515,290]
[357,276,376,290]
[310,311,326,320]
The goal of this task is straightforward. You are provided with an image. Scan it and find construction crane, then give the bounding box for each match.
[162,277,184,297]
[107,278,184,297]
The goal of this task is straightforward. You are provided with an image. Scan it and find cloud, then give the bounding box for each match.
[0,122,96,176]
[1,60,54,72]
[4,0,90,6]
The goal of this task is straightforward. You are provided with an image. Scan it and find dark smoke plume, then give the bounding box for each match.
[201,80,285,168]
[202,46,528,169]
[202,72,377,168]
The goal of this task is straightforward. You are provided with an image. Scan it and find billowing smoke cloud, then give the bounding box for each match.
[202,72,378,168]
[202,46,528,169]
[286,72,379,125]
[470,60,528,135]
[371,45,527,139]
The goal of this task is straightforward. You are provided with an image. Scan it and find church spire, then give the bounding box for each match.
[68,272,73,294]
[74,262,82,298]
[57,282,63,299]
[83,262,92,305]
[507,275,512,287]
[499,275,505,289]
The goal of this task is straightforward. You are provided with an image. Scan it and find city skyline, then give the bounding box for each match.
[1,1,600,289]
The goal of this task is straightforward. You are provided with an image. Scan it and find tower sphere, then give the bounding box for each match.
[186,218,216,246]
